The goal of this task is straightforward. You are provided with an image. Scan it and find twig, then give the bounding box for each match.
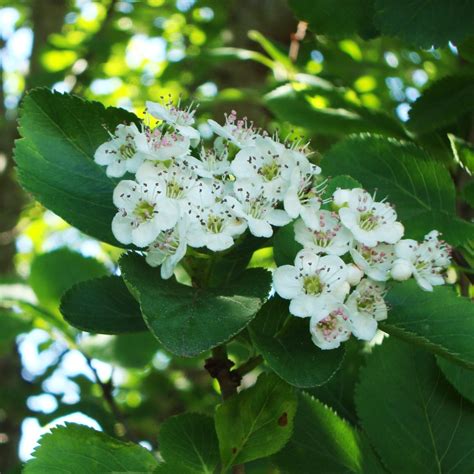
[289,21,308,62]
[234,355,263,378]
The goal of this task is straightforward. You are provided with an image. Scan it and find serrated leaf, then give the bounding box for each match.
[24,423,158,473]
[215,373,297,470]
[157,413,219,474]
[249,297,344,388]
[120,253,271,357]
[274,392,385,473]
[322,134,474,246]
[408,76,474,134]
[374,0,474,48]
[449,133,474,176]
[356,339,474,473]
[60,275,146,334]
[14,89,138,246]
[29,248,108,314]
[381,280,474,369]
[437,356,474,404]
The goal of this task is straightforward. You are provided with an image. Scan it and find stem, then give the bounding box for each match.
[234,355,263,378]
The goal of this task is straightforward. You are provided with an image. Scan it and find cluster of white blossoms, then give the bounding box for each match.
[94,97,452,351]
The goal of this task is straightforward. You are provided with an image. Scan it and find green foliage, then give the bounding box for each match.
[449,134,474,176]
[322,134,474,245]
[356,339,474,473]
[437,357,474,404]
[215,373,297,470]
[272,224,302,267]
[156,413,219,474]
[274,392,384,473]
[249,297,344,388]
[120,253,271,357]
[60,275,146,334]
[381,281,474,369]
[0,310,31,356]
[24,423,158,473]
[15,89,138,246]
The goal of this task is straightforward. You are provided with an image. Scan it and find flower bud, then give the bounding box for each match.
[346,264,364,286]
[391,259,413,281]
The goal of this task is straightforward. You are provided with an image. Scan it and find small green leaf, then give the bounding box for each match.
[272,224,302,267]
[381,280,474,369]
[29,248,108,314]
[15,89,138,246]
[157,413,219,474]
[24,423,158,473]
[249,297,344,388]
[215,372,297,470]
[120,253,271,357]
[274,393,385,473]
[322,134,474,245]
[437,356,474,404]
[356,339,474,473]
[60,275,146,334]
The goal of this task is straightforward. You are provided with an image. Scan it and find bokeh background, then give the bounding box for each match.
[0,0,470,472]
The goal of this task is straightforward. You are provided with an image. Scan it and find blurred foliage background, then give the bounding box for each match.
[0,0,473,472]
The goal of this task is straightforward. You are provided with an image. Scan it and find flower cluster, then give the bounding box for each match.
[94,97,452,351]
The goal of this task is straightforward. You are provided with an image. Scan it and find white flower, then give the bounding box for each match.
[391,259,412,281]
[146,218,189,279]
[309,299,352,350]
[94,123,148,177]
[273,249,348,318]
[283,164,324,226]
[146,98,200,145]
[112,180,179,247]
[187,202,247,252]
[294,211,353,256]
[346,279,387,341]
[185,146,230,178]
[136,161,213,214]
[346,263,364,286]
[140,126,191,161]
[393,231,451,291]
[337,189,404,247]
[208,110,258,148]
[350,243,395,282]
[223,181,290,238]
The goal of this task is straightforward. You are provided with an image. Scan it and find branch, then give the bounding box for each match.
[289,21,308,62]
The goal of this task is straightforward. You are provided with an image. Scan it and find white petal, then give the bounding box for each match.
[106,160,127,178]
[273,265,300,299]
[349,312,378,341]
[146,101,172,121]
[248,217,273,238]
[132,221,159,247]
[394,239,417,261]
[113,181,139,210]
[111,214,133,244]
[289,295,317,318]
[207,233,234,252]
[94,143,114,165]
[383,222,404,244]
[267,209,292,227]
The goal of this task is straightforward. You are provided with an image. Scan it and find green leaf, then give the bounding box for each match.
[272,223,302,267]
[381,280,474,369]
[274,393,385,473]
[288,0,377,39]
[356,339,474,473]
[15,88,138,246]
[24,423,158,473]
[157,413,219,474]
[249,297,344,388]
[120,253,271,357]
[463,181,474,209]
[322,134,474,245]
[449,133,474,176]
[374,0,474,48]
[437,356,474,404]
[29,248,108,313]
[215,372,297,470]
[60,275,146,334]
[265,84,406,138]
[0,310,31,356]
[408,76,474,134]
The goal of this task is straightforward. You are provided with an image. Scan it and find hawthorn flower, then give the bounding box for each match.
[273,249,348,317]
[346,263,364,286]
[187,202,247,251]
[294,211,353,256]
[350,243,395,282]
[146,98,200,145]
[208,110,258,148]
[335,188,404,247]
[94,123,148,177]
[185,146,230,178]
[309,299,352,350]
[346,279,387,341]
[140,126,191,161]
[146,218,189,279]
[111,180,179,247]
[392,231,451,291]
[223,181,290,238]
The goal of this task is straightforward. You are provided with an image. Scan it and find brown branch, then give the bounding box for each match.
[289,21,308,62]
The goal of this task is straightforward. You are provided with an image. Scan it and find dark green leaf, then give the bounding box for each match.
[274,392,385,473]
[249,297,344,388]
[381,280,474,369]
[158,413,219,474]
[437,356,474,404]
[449,133,474,176]
[15,89,138,246]
[24,423,158,473]
[272,224,302,267]
[356,339,474,473]
[215,373,297,469]
[120,253,271,357]
[322,134,474,245]
[60,275,146,334]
